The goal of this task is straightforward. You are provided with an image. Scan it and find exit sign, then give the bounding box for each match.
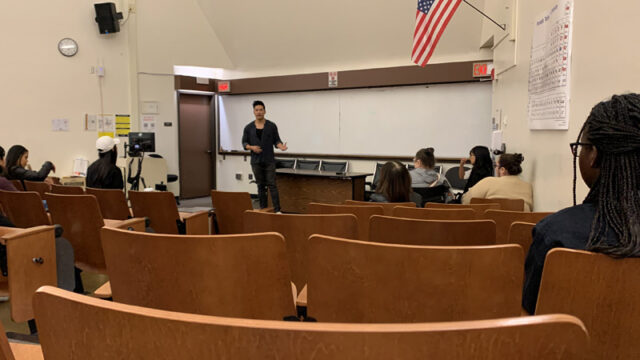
[217,81,231,93]
[473,62,494,77]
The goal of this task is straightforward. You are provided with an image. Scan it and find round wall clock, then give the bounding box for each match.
[58,38,78,57]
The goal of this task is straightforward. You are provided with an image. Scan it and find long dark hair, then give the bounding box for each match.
[464,146,493,192]
[574,94,640,257]
[92,147,118,185]
[377,161,412,202]
[5,145,28,176]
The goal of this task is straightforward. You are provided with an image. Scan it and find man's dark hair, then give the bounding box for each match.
[498,153,524,175]
[252,100,265,109]
[574,93,640,257]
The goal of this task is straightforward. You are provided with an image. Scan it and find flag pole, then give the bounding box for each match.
[462,0,506,31]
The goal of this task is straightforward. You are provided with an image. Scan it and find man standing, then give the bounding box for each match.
[242,100,288,212]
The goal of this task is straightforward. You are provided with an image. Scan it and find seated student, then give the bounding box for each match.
[459,145,494,193]
[522,93,640,314]
[0,146,17,192]
[370,161,422,207]
[5,145,55,182]
[86,136,124,189]
[461,153,533,211]
[410,147,441,187]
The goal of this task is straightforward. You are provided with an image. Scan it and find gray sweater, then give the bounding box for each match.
[410,168,439,188]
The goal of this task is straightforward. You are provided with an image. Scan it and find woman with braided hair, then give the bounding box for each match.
[522,93,640,314]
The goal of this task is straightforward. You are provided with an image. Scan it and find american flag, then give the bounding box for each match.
[412,0,463,67]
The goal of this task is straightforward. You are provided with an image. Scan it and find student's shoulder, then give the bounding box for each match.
[534,203,595,240]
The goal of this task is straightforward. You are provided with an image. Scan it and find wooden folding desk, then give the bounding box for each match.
[275,169,372,213]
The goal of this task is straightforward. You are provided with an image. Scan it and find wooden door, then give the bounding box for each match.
[178,94,215,199]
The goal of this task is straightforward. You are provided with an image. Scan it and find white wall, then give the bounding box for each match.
[487,0,640,211]
[0,1,131,174]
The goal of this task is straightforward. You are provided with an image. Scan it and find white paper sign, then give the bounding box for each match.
[85,114,97,131]
[142,115,157,132]
[103,114,116,132]
[52,118,70,132]
[527,0,574,130]
[73,158,89,176]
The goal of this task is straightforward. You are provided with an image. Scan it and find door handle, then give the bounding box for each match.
[206,150,212,154]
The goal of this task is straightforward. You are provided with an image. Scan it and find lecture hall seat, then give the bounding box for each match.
[101,227,296,320]
[471,197,526,212]
[129,190,209,235]
[424,202,501,218]
[85,187,132,220]
[536,248,640,359]
[33,286,588,360]
[50,184,84,195]
[392,207,476,221]
[306,202,384,241]
[344,199,415,216]
[369,215,496,246]
[243,211,357,293]
[482,209,552,244]
[307,235,524,323]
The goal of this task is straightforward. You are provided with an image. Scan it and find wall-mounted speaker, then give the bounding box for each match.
[94,3,123,34]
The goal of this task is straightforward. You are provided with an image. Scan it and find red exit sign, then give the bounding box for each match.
[473,62,494,77]
[217,81,231,92]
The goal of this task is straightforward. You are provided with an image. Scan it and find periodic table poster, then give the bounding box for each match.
[527,0,574,130]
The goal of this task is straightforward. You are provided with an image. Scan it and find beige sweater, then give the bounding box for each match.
[462,175,533,211]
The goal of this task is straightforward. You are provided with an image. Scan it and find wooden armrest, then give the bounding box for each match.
[3,225,57,322]
[257,207,275,213]
[180,211,209,235]
[0,226,19,241]
[9,342,43,360]
[104,217,146,231]
[91,281,112,299]
[296,284,308,307]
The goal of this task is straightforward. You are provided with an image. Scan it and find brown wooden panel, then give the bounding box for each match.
[277,174,353,213]
[174,75,215,92]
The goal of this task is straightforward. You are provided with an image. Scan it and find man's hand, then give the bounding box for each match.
[459,158,468,165]
[251,145,263,154]
[278,142,288,151]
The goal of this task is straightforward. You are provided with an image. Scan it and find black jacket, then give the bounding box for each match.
[241,120,283,165]
[7,162,54,182]
[86,162,124,190]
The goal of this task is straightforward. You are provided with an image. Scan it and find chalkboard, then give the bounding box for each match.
[219,82,492,158]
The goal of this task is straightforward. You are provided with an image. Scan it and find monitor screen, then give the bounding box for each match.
[128,132,155,153]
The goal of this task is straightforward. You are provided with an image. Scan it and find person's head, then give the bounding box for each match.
[253,100,266,121]
[413,147,435,169]
[6,145,29,170]
[95,136,120,163]
[377,161,412,202]
[469,146,492,166]
[0,146,5,169]
[497,153,524,177]
[573,93,640,256]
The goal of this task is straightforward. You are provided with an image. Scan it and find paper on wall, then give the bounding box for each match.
[73,158,89,177]
[51,119,70,132]
[142,115,157,132]
[527,0,574,130]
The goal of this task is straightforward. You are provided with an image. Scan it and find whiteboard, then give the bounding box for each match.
[219,82,492,158]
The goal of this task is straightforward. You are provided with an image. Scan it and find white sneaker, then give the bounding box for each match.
[276,211,282,214]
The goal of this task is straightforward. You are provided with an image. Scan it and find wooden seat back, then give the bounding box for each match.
[344,199,416,216]
[85,187,130,220]
[0,226,57,322]
[10,180,24,191]
[23,180,51,198]
[243,211,358,291]
[51,184,84,195]
[129,191,180,234]
[483,210,552,244]
[471,197,525,211]
[307,202,383,241]
[210,190,253,234]
[424,202,501,217]
[392,207,476,221]
[307,236,523,322]
[0,190,50,227]
[536,248,640,359]
[44,194,106,273]
[369,215,496,246]
[33,286,588,360]
[508,222,535,254]
[101,227,295,320]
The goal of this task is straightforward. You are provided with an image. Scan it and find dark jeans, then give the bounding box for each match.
[251,162,280,212]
